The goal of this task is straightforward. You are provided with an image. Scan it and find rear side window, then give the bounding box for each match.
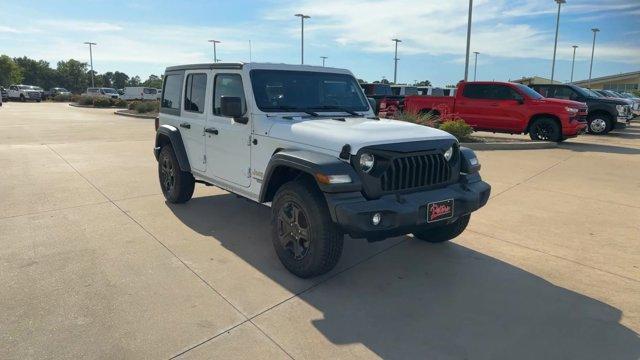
[143,88,157,94]
[184,73,207,113]
[213,73,246,115]
[463,84,519,100]
[161,74,183,110]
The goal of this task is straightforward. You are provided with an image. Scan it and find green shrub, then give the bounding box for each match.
[53,94,72,102]
[78,95,94,106]
[128,100,142,110]
[70,94,80,103]
[397,111,440,128]
[93,97,112,108]
[135,101,159,114]
[439,119,474,142]
[113,99,128,108]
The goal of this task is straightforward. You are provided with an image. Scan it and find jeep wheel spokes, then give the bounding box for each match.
[277,201,311,260]
[160,156,175,192]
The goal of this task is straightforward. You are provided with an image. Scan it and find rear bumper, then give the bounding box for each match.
[325,174,490,239]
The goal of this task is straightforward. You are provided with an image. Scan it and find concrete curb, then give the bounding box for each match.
[114,110,156,119]
[461,141,558,151]
[69,103,121,109]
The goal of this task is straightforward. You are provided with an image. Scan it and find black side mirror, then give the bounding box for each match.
[516,96,524,105]
[367,97,377,111]
[220,96,247,123]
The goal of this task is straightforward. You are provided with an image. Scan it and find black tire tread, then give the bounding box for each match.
[271,180,343,278]
[158,145,195,204]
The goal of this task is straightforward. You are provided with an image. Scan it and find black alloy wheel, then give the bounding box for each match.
[277,201,311,260]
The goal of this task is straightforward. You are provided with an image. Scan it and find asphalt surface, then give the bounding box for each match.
[1,102,639,359]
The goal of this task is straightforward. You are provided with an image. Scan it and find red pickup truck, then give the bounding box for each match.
[381,81,588,142]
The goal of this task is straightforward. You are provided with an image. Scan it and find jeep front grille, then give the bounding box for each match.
[380,153,452,192]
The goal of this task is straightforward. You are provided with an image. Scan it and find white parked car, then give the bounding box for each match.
[154,62,491,278]
[122,86,158,100]
[83,87,120,99]
[7,85,42,102]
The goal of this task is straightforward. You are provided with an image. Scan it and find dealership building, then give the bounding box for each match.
[572,71,640,91]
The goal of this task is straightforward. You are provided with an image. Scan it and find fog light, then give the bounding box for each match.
[371,212,382,226]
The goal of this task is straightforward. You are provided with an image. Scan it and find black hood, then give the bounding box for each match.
[588,97,631,106]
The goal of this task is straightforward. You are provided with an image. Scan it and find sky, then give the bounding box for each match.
[1,0,639,86]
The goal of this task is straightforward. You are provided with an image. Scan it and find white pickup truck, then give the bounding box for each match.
[154,62,491,278]
[7,85,42,102]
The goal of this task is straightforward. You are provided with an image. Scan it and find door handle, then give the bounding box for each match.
[179,122,191,129]
[205,127,219,135]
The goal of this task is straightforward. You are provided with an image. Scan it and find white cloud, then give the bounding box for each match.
[38,20,124,32]
[267,0,640,64]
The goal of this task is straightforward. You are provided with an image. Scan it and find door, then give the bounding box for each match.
[179,71,209,172]
[456,83,499,129]
[490,84,527,131]
[205,72,251,187]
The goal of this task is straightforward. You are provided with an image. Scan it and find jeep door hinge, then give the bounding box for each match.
[247,167,251,178]
[247,135,252,146]
[203,154,207,164]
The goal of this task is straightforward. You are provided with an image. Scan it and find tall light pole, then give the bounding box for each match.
[295,13,310,64]
[588,28,600,88]
[320,56,327,67]
[550,0,566,82]
[463,0,474,81]
[392,38,401,84]
[84,42,96,87]
[208,40,220,63]
[473,51,480,81]
[570,45,578,82]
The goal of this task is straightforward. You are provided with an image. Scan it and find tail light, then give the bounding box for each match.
[154,117,159,131]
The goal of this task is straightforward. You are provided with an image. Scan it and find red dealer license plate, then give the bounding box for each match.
[427,199,454,223]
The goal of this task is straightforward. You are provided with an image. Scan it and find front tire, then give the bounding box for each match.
[529,118,561,142]
[587,113,612,135]
[271,180,343,278]
[158,145,195,204]
[413,215,470,243]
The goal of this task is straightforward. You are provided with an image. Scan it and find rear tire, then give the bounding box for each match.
[413,215,470,243]
[587,113,612,135]
[529,118,561,142]
[271,179,343,278]
[158,145,194,204]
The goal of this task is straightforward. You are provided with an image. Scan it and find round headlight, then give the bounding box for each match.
[444,146,454,161]
[359,153,375,173]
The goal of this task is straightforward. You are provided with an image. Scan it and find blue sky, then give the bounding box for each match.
[1,0,638,86]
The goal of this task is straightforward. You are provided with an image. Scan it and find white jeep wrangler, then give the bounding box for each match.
[154,63,490,278]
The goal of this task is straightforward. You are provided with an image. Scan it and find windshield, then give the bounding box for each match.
[250,70,369,113]
[101,88,117,94]
[515,84,543,99]
[581,88,602,97]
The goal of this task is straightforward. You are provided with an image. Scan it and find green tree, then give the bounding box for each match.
[415,80,432,87]
[128,75,141,86]
[143,74,163,88]
[112,71,129,89]
[56,59,88,93]
[13,56,56,89]
[0,55,22,86]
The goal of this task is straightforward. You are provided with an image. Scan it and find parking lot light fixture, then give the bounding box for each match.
[550,0,566,82]
[295,14,311,65]
[208,40,221,63]
[473,51,480,81]
[392,38,402,84]
[588,28,600,88]
[570,45,578,82]
[320,56,327,67]
[464,0,474,81]
[84,42,97,87]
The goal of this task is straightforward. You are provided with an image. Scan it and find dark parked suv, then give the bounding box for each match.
[531,84,632,135]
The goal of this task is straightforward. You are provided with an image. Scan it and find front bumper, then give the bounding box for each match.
[325,173,490,239]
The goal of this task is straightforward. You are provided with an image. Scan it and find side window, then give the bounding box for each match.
[533,86,550,97]
[553,87,578,100]
[161,74,183,110]
[462,84,491,99]
[144,88,157,94]
[491,85,520,100]
[213,74,246,115]
[184,73,207,113]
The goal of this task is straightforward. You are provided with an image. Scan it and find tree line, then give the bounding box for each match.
[0,55,163,93]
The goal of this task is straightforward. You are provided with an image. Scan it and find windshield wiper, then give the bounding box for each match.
[314,106,360,116]
[261,106,318,116]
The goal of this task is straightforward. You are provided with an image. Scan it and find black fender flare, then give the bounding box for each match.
[154,125,191,172]
[259,149,362,203]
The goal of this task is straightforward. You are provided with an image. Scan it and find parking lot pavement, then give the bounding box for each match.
[1,103,639,359]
